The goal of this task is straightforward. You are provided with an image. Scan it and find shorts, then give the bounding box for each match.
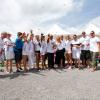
[35,51,40,53]
[90,52,99,67]
[14,49,22,63]
[80,50,91,60]
[72,50,81,59]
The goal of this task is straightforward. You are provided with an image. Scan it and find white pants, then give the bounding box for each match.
[28,52,36,68]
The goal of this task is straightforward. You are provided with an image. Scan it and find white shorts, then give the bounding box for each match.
[72,50,81,59]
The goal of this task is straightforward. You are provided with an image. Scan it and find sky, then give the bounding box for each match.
[0,0,100,35]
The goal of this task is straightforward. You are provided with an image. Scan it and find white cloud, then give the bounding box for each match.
[0,0,84,33]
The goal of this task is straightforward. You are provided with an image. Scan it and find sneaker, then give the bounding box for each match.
[0,69,4,72]
[54,64,58,68]
[68,66,72,70]
[16,69,21,72]
[5,71,10,74]
[19,67,23,70]
[87,66,90,69]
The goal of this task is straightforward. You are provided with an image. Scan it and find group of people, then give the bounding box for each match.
[0,31,100,74]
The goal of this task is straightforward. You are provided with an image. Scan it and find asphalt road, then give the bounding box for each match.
[0,68,100,100]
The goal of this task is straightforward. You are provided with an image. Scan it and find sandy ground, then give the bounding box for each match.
[0,67,100,100]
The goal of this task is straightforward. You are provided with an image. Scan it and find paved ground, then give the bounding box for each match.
[0,68,100,100]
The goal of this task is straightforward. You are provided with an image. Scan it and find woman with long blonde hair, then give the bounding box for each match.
[55,36,64,68]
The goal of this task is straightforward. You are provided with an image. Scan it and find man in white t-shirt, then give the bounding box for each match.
[89,31,100,71]
[71,35,81,69]
[79,32,91,68]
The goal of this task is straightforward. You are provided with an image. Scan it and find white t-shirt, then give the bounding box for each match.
[28,40,35,53]
[22,42,29,55]
[65,40,72,53]
[71,39,81,51]
[34,40,41,51]
[4,38,14,52]
[79,36,90,50]
[40,41,47,55]
[47,40,55,53]
[56,42,64,50]
[89,37,100,52]
[61,39,66,49]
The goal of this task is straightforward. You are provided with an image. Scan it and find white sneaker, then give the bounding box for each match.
[54,64,58,68]
[5,71,10,74]
[87,66,90,69]
[68,66,72,70]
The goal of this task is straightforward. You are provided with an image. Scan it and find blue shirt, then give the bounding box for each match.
[14,38,23,52]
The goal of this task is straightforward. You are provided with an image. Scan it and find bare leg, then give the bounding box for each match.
[23,56,28,72]
[9,60,13,73]
[36,53,40,70]
[6,60,9,72]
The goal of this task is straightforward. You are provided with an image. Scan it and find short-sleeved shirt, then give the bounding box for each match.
[34,40,41,51]
[65,40,72,53]
[79,36,90,50]
[56,42,64,50]
[14,38,23,52]
[90,37,100,52]
[71,39,81,51]
[47,40,55,53]
[4,38,14,52]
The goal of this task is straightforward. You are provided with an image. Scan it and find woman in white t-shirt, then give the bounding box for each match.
[47,35,56,69]
[55,36,64,68]
[65,35,72,69]
[40,35,47,69]
[71,35,81,69]
[22,36,29,72]
[4,33,15,73]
